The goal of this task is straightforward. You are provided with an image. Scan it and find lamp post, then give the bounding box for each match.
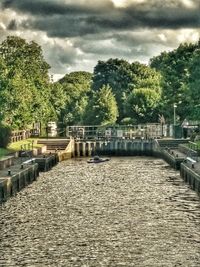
[173,103,177,138]
[159,114,165,137]
[173,103,177,126]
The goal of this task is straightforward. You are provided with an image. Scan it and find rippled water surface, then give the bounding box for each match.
[1,157,200,267]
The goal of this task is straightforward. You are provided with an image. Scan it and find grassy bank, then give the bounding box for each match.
[8,138,41,151]
[0,147,14,157]
[0,138,43,158]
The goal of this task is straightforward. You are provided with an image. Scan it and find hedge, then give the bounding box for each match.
[0,124,12,148]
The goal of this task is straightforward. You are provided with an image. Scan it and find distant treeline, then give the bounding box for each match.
[0,36,200,130]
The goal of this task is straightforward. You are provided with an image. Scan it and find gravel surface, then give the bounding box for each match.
[1,157,200,267]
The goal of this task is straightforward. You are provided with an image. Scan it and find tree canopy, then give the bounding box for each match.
[150,42,200,123]
[58,71,92,125]
[0,35,199,131]
[92,59,161,123]
[0,36,53,129]
[84,85,118,125]
[186,50,200,120]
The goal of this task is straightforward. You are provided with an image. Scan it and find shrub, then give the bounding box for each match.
[0,124,12,148]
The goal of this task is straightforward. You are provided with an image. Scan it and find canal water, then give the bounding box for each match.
[1,157,200,267]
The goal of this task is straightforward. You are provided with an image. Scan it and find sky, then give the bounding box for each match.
[0,0,200,81]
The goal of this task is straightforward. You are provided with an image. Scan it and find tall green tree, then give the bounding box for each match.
[186,50,200,120]
[126,88,161,123]
[58,71,92,125]
[0,36,53,129]
[92,59,161,123]
[92,59,133,121]
[49,82,67,118]
[84,85,118,125]
[0,56,7,123]
[129,62,161,92]
[150,42,200,123]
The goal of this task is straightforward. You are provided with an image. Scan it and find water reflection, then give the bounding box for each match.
[1,157,200,266]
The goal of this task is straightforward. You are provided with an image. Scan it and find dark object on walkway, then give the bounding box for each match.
[87,155,110,164]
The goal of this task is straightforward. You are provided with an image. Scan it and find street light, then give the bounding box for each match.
[159,114,165,137]
[173,103,177,126]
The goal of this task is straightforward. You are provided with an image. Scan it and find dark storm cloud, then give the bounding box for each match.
[22,16,100,38]
[1,0,113,16]
[18,9,200,39]
[1,0,200,76]
[43,42,79,75]
[123,2,200,29]
[72,31,171,61]
[2,0,77,15]
[2,0,200,39]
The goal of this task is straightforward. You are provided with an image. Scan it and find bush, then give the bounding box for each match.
[120,117,136,125]
[0,124,12,148]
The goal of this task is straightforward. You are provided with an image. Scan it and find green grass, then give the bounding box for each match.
[0,147,14,157]
[0,138,44,159]
[8,138,43,151]
[188,140,200,150]
[196,141,200,148]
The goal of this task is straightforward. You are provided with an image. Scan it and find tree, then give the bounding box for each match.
[0,56,8,123]
[0,36,50,81]
[0,123,11,148]
[126,88,161,123]
[84,85,118,125]
[58,71,92,125]
[129,61,161,92]
[186,50,200,120]
[92,58,133,121]
[150,42,200,123]
[92,59,161,123]
[0,36,54,129]
[2,71,34,128]
[50,82,67,117]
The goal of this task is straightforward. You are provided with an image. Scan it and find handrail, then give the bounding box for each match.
[10,130,31,143]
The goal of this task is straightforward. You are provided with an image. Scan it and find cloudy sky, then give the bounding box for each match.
[0,0,200,80]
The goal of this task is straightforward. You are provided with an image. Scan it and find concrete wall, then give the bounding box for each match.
[34,155,58,172]
[0,156,14,170]
[73,139,200,196]
[0,179,8,202]
[32,145,47,156]
[2,138,200,203]
[74,140,155,157]
[180,163,200,193]
[57,139,75,161]
[0,163,39,203]
[160,149,185,170]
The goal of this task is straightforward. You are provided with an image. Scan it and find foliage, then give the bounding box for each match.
[92,59,134,121]
[0,36,54,129]
[0,148,13,157]
[1,35,200,131]
[186,50,200,120]
[84,85,118,125]
[92,59,161,122]
[126,88,161,123]
[49,82,67,118]
[120,117,137,125]
[150,42,200,123]
[0,123,12,148]
[129,62,161,93]
[58,71,92,125]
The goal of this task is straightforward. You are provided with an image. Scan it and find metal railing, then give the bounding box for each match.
[66,124,170,140]
[11,130,31,143]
